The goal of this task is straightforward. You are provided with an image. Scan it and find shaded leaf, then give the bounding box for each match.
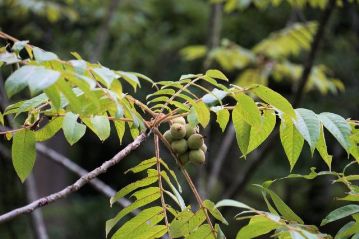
[252,85,296,118]
[321,205,359,226]
[35,117,64,142]
[12,129,36,182]
[62,112,86,145]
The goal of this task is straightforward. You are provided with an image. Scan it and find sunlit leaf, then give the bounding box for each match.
[62,112,86,145]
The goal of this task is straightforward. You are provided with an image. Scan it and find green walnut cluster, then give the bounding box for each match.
[163,117,207,165]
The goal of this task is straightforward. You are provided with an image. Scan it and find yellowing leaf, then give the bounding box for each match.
[205,69,228,81]
[216,109,230,132]
[235,93,261,127]
[252,85,296,119]
[35,117,64,142]
[280,115,304,171]
[193,101,210,128]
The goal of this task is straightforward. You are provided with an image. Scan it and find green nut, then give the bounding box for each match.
[170,123,186,139]
[171,139,188,154]
[189,149,205,164]
[187,133,204,150]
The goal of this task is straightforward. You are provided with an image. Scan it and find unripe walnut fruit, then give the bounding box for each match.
[170,123,186,139]
[200,144,207,153]
[185,124,196,138]
[179,152,189,165]
[189,149,205,164]
[171,139,188,154]
[163,130,173,144]
[171,116,186,125]
[187,133,204,149]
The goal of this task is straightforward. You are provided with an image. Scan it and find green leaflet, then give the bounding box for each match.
[205,69,228,81]
[232,104,251,156]
[169,208,207,238]
[125,157,157,174]
[92,66,118,88]
[216,109,230,132]
[13,93,48,117]
[215,199,252,210]
[259,186,304,224]
[235,93,261,127]
[5,65,60,98]
[318,112,352,152]
[110,170,158,206]
[118,71,141,91]
[280,115,304,171]
[247,109,276,154]
[316,126,333,169]
[35,117,64,142]
[33,47,59,61]
[44,84,61,109]
[321,205,359,226]
[111,207,166,239]
[62,112,86,146]
[203,200,228,225]
[335,220,359,239]
[193,101,210,128]
[294,108,320,154]
[187,224,214,239]
[106,187,161,236]
[0,111,4,125]
[236,215,279,239]
[114,120,125,144]
[12,129,36,182]
[90,115,111,141]
[251,85,296,119]
[161,170,186,210]
[57,79,82,113]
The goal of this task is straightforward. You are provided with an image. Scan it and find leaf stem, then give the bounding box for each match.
[154,134,172,238]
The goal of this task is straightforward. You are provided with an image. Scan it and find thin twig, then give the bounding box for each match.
[154,134,171,238]
[35,144,136,211]
[0,132,148,223]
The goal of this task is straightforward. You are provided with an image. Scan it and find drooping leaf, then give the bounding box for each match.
[114,120,126,144]
[216,109,230,132]
[90,115,111,141]
[259,186,304,223]
[236,215,279,239]
[193,101,210,128]
[294,108,320,154]
[318,112,352,152]
[321,205,359,226]
[235,93,261,127]
[316,126,333,169]
[252,85,296,119]
[232,103,251,156]
[35,117,64,142]
[33,47,59,61]
[0,111,4,126]
[62,112,86,145]
[203,200,228,225]
[205,69,228,81]
[5,65,60,97]
[280,115,304,170]
[247,109,276,154]
[215,199,252,210]
[12,129,36,182]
